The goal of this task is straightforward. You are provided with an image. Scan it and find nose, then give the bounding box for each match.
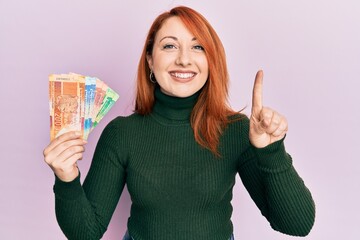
[175,48,191,66]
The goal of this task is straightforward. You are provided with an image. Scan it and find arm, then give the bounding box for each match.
[237,70,315,236]
[53,118,127,240]
[238,135,315,236]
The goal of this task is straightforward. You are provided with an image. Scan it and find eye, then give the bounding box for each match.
[193,45,205,51]
[163,44,177,50]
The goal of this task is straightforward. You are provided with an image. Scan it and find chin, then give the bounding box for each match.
[172,90,195,98]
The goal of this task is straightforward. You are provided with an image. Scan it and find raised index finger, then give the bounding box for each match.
[252,70,264,113]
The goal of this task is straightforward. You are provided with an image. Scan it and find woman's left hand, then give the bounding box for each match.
[249,70,288,148]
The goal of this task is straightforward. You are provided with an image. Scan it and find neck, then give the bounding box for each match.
[151,86,200,124]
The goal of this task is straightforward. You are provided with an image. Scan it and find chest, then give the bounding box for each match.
[124,124,239,209]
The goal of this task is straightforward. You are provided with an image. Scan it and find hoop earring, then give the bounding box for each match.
[149,70,156,83]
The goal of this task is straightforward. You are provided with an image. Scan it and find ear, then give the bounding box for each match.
[146,54,153,70]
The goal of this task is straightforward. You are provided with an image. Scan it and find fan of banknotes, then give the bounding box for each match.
[48,73,119,140]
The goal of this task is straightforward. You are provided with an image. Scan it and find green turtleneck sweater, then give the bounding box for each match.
[53,88,315,240]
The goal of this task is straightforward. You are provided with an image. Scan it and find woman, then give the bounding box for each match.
[43,6,315,240]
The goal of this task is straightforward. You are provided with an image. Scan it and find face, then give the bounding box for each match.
[147,16,209,98]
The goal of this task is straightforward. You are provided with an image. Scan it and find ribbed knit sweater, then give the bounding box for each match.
[53,87,315,240]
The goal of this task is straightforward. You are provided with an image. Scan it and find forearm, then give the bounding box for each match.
[239,139,315,236]
[258,162,315,236]
[54,174,107,240]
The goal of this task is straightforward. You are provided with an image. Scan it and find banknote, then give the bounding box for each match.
[90,79,107,132]
[49,73,119,140]
[69,73,86,134]
[49,74,83,140]
[83,76,97,139]
[92,87,119,129]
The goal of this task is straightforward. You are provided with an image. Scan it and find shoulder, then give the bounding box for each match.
[218,112,251,157]
[103,113,143,130]
[227,112,250,129]
[97,113,144,147]
[221,112,251,143]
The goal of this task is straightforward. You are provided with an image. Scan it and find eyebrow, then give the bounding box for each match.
[159,36,197,43]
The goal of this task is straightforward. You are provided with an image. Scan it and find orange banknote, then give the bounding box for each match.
[49,74,85,140]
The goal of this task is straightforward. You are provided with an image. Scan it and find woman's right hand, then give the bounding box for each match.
[43,131,87,182]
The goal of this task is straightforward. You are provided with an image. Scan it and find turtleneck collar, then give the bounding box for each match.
[151,86,201,125]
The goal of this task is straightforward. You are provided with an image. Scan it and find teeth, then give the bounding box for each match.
[173,72,195,79]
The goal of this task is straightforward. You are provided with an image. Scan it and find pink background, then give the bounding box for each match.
[1,0,359,239]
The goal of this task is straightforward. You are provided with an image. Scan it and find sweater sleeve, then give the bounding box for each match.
[237,118,315,236]
[53,117,127,240]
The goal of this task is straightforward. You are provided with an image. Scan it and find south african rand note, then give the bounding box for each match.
[49,74,84,140]
[90,78,107,132]
[83,76,97,139]
[92,86,119,129]
[69,73,86,135]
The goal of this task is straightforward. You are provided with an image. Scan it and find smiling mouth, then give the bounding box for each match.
[169,72,196,80]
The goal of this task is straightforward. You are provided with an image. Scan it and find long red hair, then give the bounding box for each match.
[135,6,238,156]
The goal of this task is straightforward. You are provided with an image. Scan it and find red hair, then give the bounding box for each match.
[135,6,239,156]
